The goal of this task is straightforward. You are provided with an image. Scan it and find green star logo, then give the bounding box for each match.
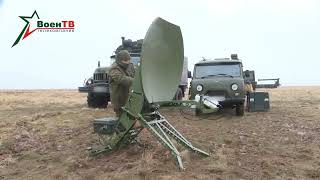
[12,10,40,47]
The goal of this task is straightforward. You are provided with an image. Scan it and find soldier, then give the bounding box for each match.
[109,50,135,117]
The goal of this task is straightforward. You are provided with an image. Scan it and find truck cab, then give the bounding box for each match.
[189,54,245,116]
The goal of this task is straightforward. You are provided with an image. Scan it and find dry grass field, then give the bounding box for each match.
[0,87,320,179]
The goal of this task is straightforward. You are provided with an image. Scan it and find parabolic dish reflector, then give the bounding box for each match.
[140,17,184,103]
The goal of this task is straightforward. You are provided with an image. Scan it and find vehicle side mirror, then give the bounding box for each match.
[188,71,192,78]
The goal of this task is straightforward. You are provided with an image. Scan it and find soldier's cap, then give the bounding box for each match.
[116,50,131,63]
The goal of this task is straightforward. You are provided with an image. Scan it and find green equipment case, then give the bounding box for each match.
[247,92,270,112]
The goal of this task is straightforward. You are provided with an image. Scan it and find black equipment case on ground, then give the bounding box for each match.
[247,92,270,112]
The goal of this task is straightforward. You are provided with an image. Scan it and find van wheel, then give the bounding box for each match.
[236,104,244,116]
[174,88,183,100]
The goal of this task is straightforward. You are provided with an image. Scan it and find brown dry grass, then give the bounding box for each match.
[0,87,320,179]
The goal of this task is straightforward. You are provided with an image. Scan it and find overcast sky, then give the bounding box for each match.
[0,0,319,89]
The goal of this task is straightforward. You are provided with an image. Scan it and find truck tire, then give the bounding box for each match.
[236,104,244,116]
[87,93,108,108]
[174,88,183,100]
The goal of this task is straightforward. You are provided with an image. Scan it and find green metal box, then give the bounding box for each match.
[247,92,270,112]
[93,117,118,134]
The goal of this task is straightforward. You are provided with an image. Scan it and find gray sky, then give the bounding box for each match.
[0,0,319,89]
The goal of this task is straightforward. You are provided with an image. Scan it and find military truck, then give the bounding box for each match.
[189,54,245,116]
[79,37,190,108]
[244,70,280,89]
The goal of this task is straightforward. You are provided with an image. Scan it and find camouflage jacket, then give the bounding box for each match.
[109,62,135,111]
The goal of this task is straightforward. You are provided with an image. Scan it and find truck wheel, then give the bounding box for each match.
[236,104,244,116]
[87,93,108,108]
[174,88,183,100]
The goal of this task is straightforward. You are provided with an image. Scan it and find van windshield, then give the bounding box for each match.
[194,63,241,79]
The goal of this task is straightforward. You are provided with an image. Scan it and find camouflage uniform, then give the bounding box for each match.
[109,50,135,116]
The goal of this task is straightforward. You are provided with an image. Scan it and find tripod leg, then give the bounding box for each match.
[138,114,185,170]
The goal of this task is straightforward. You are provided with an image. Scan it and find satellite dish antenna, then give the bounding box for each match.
[140,17,184,103]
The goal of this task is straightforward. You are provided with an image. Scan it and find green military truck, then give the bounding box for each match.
[189,54,245,116]
[244,70,280,89]
[79,37,190,108]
